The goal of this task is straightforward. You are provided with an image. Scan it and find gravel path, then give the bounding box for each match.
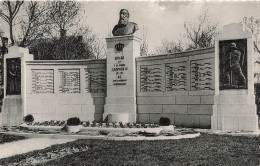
[0,138,75,159]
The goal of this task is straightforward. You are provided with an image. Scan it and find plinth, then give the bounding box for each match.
[103,35,141,123]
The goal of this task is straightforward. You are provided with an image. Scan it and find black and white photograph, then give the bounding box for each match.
[0,0,259,165]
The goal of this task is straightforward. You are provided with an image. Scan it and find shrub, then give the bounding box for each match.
[119,122,125,128]
[159,117,171,126]
[67,117,80,126]
[82,121,90,127]
[98,130,109,135]
[23,114,34,123]
[91,121,96,127]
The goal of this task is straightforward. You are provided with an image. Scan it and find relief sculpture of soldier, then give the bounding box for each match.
[112,9,139,36]
[6,58,21,95]
[222,42,246,89]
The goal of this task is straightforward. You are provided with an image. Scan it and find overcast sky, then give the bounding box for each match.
[1,1,260,53]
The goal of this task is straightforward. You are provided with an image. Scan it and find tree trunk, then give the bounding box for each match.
[9,19,15,46]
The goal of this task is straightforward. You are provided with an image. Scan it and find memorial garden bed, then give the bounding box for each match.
[0,133,259,166]
[0,120,199,139]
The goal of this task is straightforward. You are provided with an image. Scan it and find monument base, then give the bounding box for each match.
[1,97,23,126]
[211,94,258,131]
[211,115,258,131]
[103,101,136,123]
[103,113,136,123]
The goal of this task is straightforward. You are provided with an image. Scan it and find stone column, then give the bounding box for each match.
[104,35,141,123]
[1,46,33,126]
[211,23,259,131]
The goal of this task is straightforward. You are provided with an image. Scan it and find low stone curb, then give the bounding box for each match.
[18,124,164,134]
[194,129,260,137]
[19,124,63,131]
[0,131,200,141]
[80,126,163,134]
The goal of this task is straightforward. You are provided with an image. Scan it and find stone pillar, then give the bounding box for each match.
[211,23,259,131]
[1,46,33,126]
[104,35,141,123]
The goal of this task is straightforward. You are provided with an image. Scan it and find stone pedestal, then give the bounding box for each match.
[1,46,33,126]
[104,35,141,123]
[211,23,259,131]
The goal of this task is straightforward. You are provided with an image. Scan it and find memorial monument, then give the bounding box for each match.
[1,47,33,126]
[104,9,140,123]
[211,23,258,131]
[0,10,257,132]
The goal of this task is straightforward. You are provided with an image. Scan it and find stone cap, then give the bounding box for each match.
[216,22,252,40]
[106,35,141,42]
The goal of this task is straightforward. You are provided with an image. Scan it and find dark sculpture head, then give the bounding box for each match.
[119,9,129,25]
[112,9,138,36]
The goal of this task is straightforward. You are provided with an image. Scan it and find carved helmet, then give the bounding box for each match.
[229,42,238,50]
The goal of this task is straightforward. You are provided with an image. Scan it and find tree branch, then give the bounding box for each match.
[0,13,10,23]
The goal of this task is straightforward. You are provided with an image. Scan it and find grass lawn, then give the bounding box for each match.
[0,133,27,144]
[0,133,259,166]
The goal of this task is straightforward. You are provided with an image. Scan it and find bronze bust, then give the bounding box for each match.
[112,9,139,36]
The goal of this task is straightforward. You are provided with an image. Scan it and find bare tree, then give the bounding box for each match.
[30,26,106,60]
[184,10,218,50]
[155,10,217,55]
[47,1,80,38]
[0,0,24,46]
[140,26,148,56]
[243,16,260,54]
[18,1,50,47]
[90,35,106,59]
[155,39,184,54]
[77,27,106,59]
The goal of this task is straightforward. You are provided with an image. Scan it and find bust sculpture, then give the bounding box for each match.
[112,9,139,36]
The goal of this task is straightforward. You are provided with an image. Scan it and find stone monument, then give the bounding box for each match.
[1,46,33,126]
[211,23,259,131]
[104,9,140,123]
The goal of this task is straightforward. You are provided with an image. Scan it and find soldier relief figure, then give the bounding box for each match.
[220,41,247,89]
[6,58,21,95]
[112,9,139,36]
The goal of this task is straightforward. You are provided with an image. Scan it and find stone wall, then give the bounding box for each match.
[25,60,106,122]
[136,47,215,128]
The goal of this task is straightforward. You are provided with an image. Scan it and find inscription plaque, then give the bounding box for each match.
[59,69,80,93]
[140,65,162,92]
[111,55,128,86]
[6,58,21,95]
[219,39,247,90]
[31,69,54,93]
[166,62,187,91]
[85,68,106,93]
[191,59,214,90]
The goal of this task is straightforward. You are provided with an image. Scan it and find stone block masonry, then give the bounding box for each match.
[0,53,107,126]
[136,47,215,128]
[24,60,106,123]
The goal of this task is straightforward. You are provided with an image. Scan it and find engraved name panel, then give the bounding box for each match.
[191,59,214,90]
[85,68,106,93]
[166,62,187,91]
[140,65,162,92]
[59,69,80,93]
[32,69,54,93]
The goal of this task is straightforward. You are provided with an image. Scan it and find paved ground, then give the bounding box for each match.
[0,138,75,159]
